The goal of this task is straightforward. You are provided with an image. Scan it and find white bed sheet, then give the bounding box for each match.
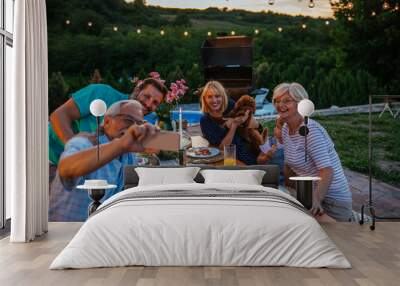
[50,183,351,269]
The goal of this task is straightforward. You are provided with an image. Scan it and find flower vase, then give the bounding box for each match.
[158,115,173,130]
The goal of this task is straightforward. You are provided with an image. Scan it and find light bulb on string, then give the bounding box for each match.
[65,19,71,25]
[160,30,165,36]
[278,27,283,32]
[113,26,118,32]
[231,31,236,35]
[207,31,212,36]
[88,21,93,27]
[395,4,399,11]
[371,11,376,17]
[301,24,307,29]
[268,0,275,5]
[308,0,315,8]
[137,29,141,34]
[348,16,353,21]
[254,29,259,34]
[382,2,390,10]
[325,20,330,25]
[347,2,353,9]
[184,31,189,37]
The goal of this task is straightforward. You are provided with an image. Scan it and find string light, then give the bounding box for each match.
[160,30,165,36]
[207,31,212,36]
[382,2,390,10]
[184,31,189,36]
[254,29,259,34]
[65,19,70,25]
[301,24,307,29]
[278,27,283,32]
[395,4,399,11]
[137,29,141,34]
[347,2,353,9]
[348,16,353,21]
[88,22,93,27]
[113,26,118,32]
[231,31,236,35]
[371,11,376,17]
[325,20,330,25]
[308,0,315,8]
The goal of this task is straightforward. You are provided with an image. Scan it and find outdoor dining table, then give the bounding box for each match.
[184,150,246,167]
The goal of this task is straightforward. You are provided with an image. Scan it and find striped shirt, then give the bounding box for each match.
[282,119,351,202]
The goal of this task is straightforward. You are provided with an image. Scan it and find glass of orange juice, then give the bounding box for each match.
[224,144,236,166]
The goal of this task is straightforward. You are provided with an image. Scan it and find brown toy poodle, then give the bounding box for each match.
[225,95,268,155]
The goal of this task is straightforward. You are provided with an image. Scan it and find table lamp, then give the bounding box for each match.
[298,99,315,162]
[89,99,107,162]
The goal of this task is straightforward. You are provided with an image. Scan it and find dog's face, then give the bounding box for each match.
[225,95,257,127]
[235,95,256,113]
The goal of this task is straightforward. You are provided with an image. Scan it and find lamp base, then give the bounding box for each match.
[295,180,313,210]
[88,189,105,216]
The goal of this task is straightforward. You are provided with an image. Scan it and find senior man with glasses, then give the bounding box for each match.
[49,78,168,166]
[49,100,159,222]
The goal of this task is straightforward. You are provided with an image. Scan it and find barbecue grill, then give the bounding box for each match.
[201,36,253,100]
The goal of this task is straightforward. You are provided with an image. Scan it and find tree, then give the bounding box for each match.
[173,14,191,27]
[48,72,69,113]
[332,0,400,92]
[90,69,103,83]
[133,0,147,11]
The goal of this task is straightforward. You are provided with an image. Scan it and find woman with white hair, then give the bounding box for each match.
[272,82,353,221]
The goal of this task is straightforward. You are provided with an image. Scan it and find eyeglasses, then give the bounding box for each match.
[113,114,144,126]
[273,98,296,106]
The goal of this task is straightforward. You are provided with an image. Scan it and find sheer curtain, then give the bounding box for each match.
[8,0,48,242]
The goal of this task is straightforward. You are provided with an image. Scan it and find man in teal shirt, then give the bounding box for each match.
[49,78,167,165]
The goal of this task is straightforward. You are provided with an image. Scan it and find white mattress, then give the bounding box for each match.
[50,183,351,269]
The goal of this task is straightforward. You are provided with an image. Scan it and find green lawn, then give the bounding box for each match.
[261,113,400,187]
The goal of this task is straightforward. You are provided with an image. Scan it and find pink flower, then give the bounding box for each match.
[149,71,161,79]
[166,91,175,104]
[134,73,188,106]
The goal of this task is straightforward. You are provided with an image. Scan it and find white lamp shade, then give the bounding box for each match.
[90,99,107,117]
[298,99,315,117]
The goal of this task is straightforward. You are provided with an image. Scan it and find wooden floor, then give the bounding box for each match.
[0,222,399,286]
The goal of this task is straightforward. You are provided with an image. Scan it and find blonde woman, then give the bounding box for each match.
[273,82,352,221]
[199,81,258,165]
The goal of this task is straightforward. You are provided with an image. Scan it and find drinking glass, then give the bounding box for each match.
[224,144,237,166]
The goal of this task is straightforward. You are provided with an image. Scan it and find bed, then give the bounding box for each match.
[50,165,351,269]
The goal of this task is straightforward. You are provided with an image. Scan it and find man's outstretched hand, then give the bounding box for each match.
[119,124,160,153]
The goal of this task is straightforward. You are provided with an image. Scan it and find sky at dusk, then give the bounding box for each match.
[144,0,334,18]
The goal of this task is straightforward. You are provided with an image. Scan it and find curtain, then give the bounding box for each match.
[8,0,48,242]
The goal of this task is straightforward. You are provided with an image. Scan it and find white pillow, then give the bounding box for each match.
[200,170,266,185]
[136,167,201,186]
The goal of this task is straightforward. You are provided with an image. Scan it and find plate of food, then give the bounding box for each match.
[186,147,220,159]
